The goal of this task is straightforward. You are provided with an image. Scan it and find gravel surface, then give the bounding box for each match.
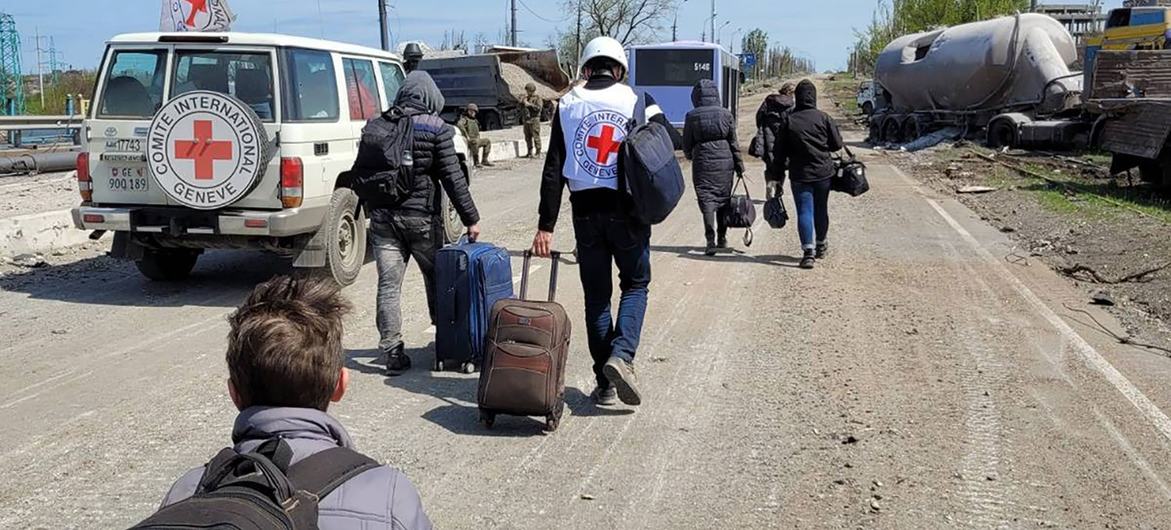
[0,170,79,219]
[2,88,1171,528]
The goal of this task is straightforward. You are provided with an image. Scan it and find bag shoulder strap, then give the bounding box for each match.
[286,447,380,499]
[842,144,856,161]
[733,175,751,200]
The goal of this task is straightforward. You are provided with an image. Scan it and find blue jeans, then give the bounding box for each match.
[790,179,832,251]
[572,212,652,388]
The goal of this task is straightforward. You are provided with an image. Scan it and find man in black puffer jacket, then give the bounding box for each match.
[683,79,744,255]
[370,71,481,375]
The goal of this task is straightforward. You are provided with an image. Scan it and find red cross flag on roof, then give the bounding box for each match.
[160,0,236,32]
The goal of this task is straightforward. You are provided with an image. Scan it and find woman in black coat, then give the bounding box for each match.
[683,79,745,255]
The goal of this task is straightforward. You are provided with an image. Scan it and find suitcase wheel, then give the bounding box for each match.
[460,362,477,374]
[434,359,445,372]
[480,410,496,429]
[544,415,559,432]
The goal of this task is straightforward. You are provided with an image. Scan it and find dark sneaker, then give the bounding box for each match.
[385,344,411,376]
[717,237,728,249]
[483,161,496,167]
[593,385,618,406]
[815,241,828,259]
[603,357,642,406]
[799,253,816,269]
[704,244,717,256]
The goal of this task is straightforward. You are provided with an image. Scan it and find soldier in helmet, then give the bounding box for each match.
[521,82,544,158]
[456,103,493,168]
[403,43,424,73]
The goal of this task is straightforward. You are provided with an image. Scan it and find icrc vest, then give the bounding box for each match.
[559,83,639,192]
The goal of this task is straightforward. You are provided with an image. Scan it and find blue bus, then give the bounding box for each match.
[627,41,742,128]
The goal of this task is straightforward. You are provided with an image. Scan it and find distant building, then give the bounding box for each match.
[1035,3,1106,46]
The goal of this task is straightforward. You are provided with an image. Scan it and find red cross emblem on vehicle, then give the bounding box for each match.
[174,120,233,180]
[586,124,622,164]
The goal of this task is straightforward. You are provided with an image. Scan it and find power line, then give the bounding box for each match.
[517,0,562,23]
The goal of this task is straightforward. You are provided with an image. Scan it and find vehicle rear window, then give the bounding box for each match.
[1107,8,1131,29]
[283,48,339,122]
[1130,9,1166,27]
[97,50,167,119]
[343,58,381,120]
[634,49,715,87]
[379,61,405,105]
[172,51,275,121]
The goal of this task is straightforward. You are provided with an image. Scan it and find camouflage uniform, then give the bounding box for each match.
[456,104,492,167]
[521,84,543,158]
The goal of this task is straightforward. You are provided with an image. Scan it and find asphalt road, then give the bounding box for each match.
[2,89,1171,528]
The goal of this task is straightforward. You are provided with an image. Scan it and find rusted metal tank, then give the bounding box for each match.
[875,13,1081,115]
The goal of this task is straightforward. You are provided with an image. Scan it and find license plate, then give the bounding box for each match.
[104,138,143,152]
[108,167,150,193]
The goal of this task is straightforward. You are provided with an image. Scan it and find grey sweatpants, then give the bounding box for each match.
[370,211,441,352]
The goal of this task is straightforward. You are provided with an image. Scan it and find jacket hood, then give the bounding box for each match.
[691,79,721,107]
[763,93,794,114]
[232,406,355,449]
[795,80,817,111]
[395,71,445,114]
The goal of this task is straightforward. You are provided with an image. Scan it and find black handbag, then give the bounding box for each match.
[763,181,788,229]
[722,174,756,246]
[832,145,870,197]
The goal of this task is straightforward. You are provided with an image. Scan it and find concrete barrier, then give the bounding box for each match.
[0,209,91,258]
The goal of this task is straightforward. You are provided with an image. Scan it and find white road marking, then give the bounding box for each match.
[891,165,1171,442]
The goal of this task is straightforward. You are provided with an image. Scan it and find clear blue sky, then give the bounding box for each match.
[6,0,1128,74]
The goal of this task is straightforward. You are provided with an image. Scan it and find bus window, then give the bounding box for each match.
[634,49,714,87]
[1130,9,1165,27]
[1106,8,1130,29]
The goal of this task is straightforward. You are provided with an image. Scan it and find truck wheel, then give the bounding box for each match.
[901,119,922,142]
[323,188,366,286]
[987,119,1018,149]
[881,117,903,144]
[136,249,199,282]
[862,101,874,116]
[1138,160,1171,189]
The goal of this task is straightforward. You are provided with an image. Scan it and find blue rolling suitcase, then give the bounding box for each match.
[434,240,514,373]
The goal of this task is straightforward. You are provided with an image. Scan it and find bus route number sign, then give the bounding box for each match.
[694,62,712,72]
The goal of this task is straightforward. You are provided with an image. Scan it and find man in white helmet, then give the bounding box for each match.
[531,36,680,407]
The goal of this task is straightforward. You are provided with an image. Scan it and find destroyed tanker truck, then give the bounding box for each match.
[870,11,1171,188]
[868,13,1087,148]
[419,48,570,131]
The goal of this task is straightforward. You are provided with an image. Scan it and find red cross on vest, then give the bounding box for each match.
[175,120,232,180]
[184,0,209,26]
[586,125,621,165]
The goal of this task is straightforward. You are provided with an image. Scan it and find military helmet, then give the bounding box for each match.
[466,103,479,113]
[525,83,537,93]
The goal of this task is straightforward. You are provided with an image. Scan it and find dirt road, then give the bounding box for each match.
[2,89,1171,528]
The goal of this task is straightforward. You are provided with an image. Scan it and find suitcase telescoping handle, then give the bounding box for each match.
[520,250,560,302]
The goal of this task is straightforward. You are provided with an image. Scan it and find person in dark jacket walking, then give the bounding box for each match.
[774,79,843,269]
[371,71,481,374]
[754,83,795,188]
[683,79,744,255]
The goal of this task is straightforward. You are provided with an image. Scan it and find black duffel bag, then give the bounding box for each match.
[832,145,870,197]
[763,181,788,229]
[722,174,756,246]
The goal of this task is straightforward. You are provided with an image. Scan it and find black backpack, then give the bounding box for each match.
[345,106,415,208]
[131,439,379,530]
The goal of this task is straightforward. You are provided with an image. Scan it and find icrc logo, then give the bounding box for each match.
[146,91,265,210]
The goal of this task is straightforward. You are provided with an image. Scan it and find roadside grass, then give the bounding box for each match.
[1018,163,1171,224]
[823,73,860,114]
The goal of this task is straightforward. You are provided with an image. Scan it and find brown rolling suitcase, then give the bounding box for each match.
[477,250,571,431]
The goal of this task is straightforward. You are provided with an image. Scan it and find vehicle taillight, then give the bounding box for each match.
[76,152,92,202]
[280,157,303,208]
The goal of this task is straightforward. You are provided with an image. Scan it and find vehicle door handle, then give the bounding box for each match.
[314,142,329,156]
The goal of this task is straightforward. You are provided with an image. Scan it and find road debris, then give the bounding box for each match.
[1091,291,1116,306]
[957,185,998,194]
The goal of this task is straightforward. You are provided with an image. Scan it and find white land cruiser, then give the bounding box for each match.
[72,32,473,285]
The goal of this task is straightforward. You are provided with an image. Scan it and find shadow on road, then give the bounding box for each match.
[0,250,295,308]
[651,245,802,268]
[347,344,632,436]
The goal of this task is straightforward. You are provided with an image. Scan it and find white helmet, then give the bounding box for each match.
[579,36,628,77]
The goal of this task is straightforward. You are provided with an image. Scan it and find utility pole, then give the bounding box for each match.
[34,26,43,109]
[574,0,582,73]
[510,0,518,47]
[710,0,716,44]
[672,0,688,42]
[378,0,389,51]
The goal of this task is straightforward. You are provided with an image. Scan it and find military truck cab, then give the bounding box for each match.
[73,32,472,285]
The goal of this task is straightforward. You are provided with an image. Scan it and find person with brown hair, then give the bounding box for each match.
[155,275,432,529]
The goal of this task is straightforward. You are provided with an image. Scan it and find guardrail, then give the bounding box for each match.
[0,115,85,132]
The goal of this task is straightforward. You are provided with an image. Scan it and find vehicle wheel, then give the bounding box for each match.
[987,119,1018,149]
[481,410,496,428]
[434,359,445,372]
[439,189,464,244]
[901,118,922,142]
[544,415,560,432]
[460,362,477,374]
[136,249,199,282]
[881,117,903,144]
[862,101,874,116]
[323,188,366,287]
[868,117,882,144]
[1138,160,1171,189]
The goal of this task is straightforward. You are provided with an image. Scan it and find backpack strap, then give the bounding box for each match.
[286,447,381,499]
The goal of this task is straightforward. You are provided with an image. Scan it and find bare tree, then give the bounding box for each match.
[562,0,676,46]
